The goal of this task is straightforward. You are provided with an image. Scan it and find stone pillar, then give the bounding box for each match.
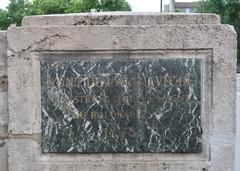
[1,13,238,171]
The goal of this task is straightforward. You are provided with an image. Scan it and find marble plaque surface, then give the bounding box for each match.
[41,57,202,153]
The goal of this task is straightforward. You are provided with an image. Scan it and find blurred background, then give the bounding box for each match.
[0,0,200,13]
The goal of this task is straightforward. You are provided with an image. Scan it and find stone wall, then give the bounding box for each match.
[0,13,238,171]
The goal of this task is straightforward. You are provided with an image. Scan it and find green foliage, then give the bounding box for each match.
[30,0,71,14]
[100,0,131,11]
[0,0,131,30]
[197,0,240,63]
[66,0,87,13]
[0,9,11,30]
[174,9,182,12]
[0,0,32,28]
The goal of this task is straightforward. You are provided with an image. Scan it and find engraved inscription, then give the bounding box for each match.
[41,58,202,153]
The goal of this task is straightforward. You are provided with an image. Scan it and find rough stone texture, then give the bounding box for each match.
[0,139,8,171]
[8,139,32,171]
[0,31,7,137]
[236,74,240,171]
[5,13,237,171]
[0,31,8,171]
[22,12,221,26]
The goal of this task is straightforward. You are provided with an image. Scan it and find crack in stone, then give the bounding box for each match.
[8,33,68,59]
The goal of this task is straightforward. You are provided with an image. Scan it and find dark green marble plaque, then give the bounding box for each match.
[41,57,202,153]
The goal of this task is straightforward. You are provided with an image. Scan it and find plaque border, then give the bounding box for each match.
[28,49,211,162]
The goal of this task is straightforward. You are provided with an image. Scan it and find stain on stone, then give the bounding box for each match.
[162,162,169,170]
[0,75,8,91]
[0,141,5,148]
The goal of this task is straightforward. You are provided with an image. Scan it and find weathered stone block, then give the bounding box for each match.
[22,12,221,26]
[4,13,237,171]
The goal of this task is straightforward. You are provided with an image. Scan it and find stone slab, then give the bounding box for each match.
[22,12,221,26]
[41,57,202,153]
[7,24,236,135]
[6,13,237,171]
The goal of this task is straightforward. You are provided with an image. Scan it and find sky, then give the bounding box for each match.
[0,0,199,11]
[0,0,9,9]
[128,0,199,12]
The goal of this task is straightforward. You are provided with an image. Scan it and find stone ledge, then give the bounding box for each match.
[22,12,221,26]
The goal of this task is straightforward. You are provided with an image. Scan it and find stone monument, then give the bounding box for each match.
[0,12,237,171]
